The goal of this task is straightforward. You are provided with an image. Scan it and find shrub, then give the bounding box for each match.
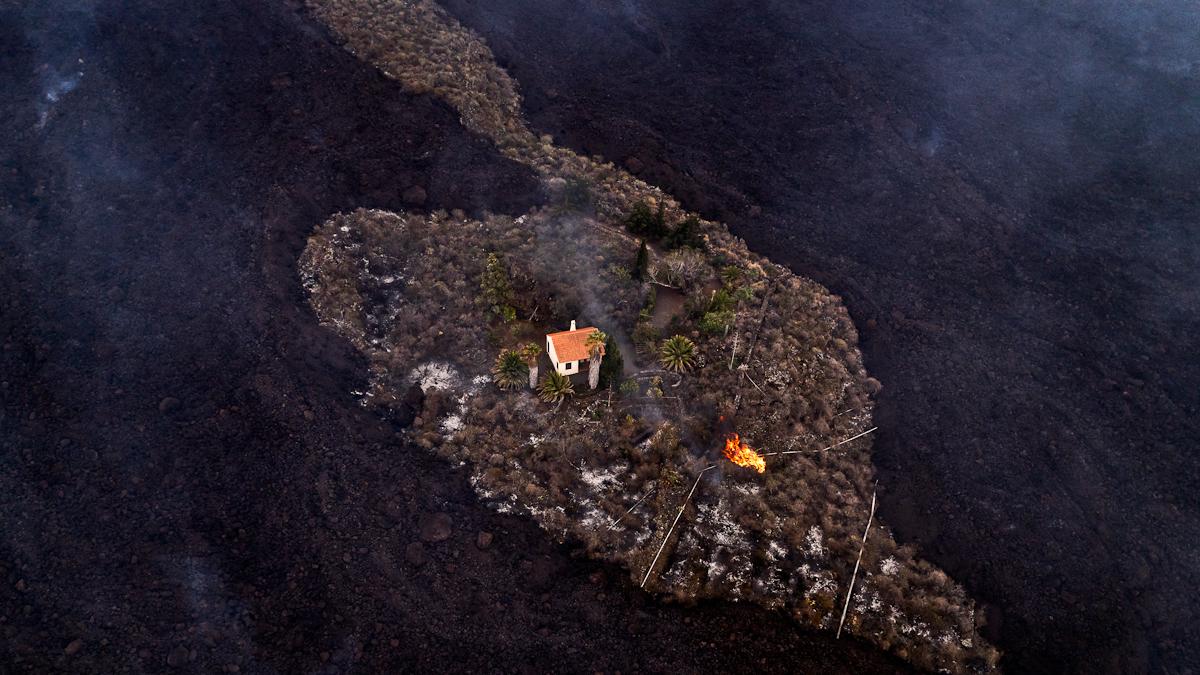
[608,263,632,281]
[632,321,660,353]
[653,248,710,290]
[709,287,735,313]
[624,201,668,239]
[561,176,593,211]
[665,215,705,250]
[699,309,735,335]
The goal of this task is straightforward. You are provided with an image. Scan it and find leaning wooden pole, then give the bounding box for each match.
[837,486,877,639]
[763,426,878,457]
[640,466,715,588]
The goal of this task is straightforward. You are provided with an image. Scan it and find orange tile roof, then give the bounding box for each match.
[547,326,604,363]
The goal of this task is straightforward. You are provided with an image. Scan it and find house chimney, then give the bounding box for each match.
[570,320,577,331]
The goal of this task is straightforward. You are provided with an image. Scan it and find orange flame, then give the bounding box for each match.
[723,433,766,473]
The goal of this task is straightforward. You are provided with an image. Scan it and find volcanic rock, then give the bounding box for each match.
[475,531,493,549]
[401,185,427,206]
[419,512,452,543]
[166,645,189,667]
[404,542,427,567]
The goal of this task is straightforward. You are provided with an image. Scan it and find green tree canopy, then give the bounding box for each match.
[599,334,624,388]
[480,252,516,322]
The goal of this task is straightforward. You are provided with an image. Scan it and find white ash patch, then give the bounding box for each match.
[409,361,460,392]
[690,498,756,593]
[895,613,933,641]
[702,549,728,585]
[527,505,569,534]
[440,390,473,436]
[728,481,762,497]
[695,497,748,548]
[468,469,505,506]
[577,505,608,531]
[722,554,753,593]
[471,374,490,387]
[631,523,653,546]
[527,433,547,447]
[765,368,792,389]
[797,563,837,598]
[880,556,899,576]
[440,413,463,434]
[852,579,884,613]
[938,629,962,646]
[579,464,621,492]
[803,525,827,559]
[766,540,787,562]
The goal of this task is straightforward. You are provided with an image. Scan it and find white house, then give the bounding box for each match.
[545,320,604,376]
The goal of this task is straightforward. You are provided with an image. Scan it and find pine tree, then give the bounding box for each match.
[599,334,624,389]
[480,252,516,322]
[633,240,649,281]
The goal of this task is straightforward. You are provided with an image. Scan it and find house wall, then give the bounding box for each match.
[546,332,578,375]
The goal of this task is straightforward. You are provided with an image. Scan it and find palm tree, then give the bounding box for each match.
[519,342,542,389]
[538,370,575,406]
[585,330,607,390]
[659,335,696,373]
[491,349,527,390]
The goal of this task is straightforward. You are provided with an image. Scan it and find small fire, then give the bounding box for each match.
[723,433,766,473]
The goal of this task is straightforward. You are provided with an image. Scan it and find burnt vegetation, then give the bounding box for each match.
[300,0,1002,670]
[300,204,998,672]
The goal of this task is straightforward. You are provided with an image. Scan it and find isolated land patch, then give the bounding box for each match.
[300,0,1000,670]
[300,206,996,672]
